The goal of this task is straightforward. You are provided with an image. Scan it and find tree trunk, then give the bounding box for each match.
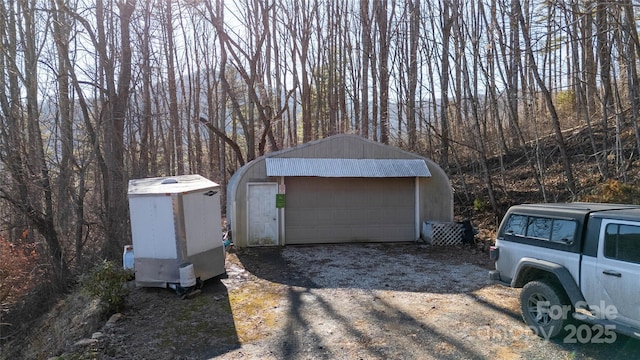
[360,0,371,139]
[166,0,184,174]
[407,0,419,150]
[374,0,391,144]
[439,0,452,169]
[596,0,611,178]
[622,0,640,167]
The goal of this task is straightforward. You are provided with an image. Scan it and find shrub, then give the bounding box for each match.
[555,90,575,116]
[79,260,131,314]
[473,197,488,212]
[555,90,575,107]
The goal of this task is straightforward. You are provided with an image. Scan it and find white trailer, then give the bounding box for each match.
[127,174,225,288]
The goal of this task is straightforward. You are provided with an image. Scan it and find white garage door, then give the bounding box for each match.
[284,177,415,244]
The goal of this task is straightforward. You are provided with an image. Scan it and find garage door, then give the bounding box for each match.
[284,177,415,244]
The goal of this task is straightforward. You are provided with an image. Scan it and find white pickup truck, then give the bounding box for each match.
[490,202,640,341]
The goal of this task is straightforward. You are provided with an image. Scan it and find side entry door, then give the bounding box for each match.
[247,183,279,246]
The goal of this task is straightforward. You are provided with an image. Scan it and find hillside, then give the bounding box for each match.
[451,121,640,233]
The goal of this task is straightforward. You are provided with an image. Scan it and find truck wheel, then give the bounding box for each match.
[520,280,569,339]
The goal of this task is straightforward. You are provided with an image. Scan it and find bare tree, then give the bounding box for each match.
[67,0,136,258]
[0,0,68,286]
[203,0,253,162]
[360,0,372,139]
[165,0,185,175]
[406,0,419,150]
[135,0,156,178]
[490,0,546,199]
[462,0,499,213]
[203,0,280,157]
[374,0,393,144]
[567,0,605,179]
[596,0,612,179]
[516,0,576,195]
[291,1,315,143]
[439,0,454,169]
[621,0,640,169]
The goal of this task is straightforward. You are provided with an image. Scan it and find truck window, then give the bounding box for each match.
[604,224,640,263]
[504,214,527,236]
[549,219,576,243]
[503,213,576,244]
[527,217,551,240]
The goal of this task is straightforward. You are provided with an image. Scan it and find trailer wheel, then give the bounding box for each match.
[520,280,569,339]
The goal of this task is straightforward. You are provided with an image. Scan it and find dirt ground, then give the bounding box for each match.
[65,243,640,359]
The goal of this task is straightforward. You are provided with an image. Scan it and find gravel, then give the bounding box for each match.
[63,243,640,359]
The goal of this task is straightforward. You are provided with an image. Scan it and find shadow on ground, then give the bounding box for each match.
[234,242,493,292]
[229,243,640,359]
[116,277,240,359]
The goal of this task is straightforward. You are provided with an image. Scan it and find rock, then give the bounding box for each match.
[106,313,123,327]
[91,332,104,339]
[74,338,97,347]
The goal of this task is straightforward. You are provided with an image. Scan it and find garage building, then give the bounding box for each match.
[227,134,453,247]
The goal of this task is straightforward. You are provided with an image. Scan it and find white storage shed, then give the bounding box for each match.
[127,174,225,288]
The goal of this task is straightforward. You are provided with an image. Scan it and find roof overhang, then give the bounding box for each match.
[265,158,431,178]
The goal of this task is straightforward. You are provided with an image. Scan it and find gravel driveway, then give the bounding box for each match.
[87,243,640,359]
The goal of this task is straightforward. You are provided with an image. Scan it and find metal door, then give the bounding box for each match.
[285,177,415,244]
[247,182,279,246]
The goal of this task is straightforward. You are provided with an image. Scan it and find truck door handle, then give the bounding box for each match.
[602,270,622,277]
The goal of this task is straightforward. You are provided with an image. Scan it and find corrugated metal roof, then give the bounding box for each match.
[265,158,431,178]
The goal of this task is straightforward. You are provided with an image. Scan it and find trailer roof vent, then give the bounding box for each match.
[161,178,178,184]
